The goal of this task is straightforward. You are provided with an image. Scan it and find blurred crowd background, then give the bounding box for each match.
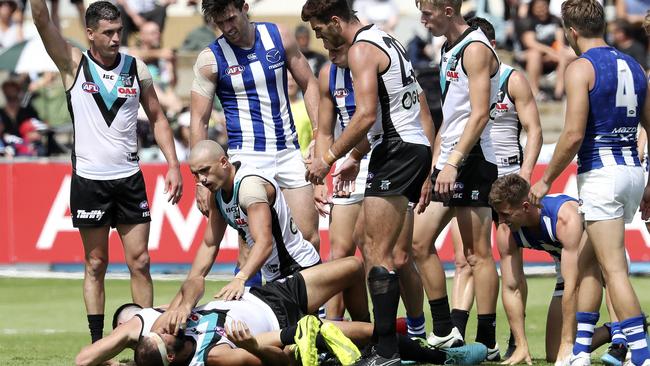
[0,0,647,160]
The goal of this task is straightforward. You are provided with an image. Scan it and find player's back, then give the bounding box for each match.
[577,46,647,174]
[353,25,428,146]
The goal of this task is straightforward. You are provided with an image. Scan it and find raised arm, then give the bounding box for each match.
[281,25,319,130]
[30,0,82,87]
[509,70,542,182]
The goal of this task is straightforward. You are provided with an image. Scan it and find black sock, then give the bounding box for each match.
[368,266,400,358]
[508,329,516,348]
[429,296,453,337]
[475,313,497,349]
[315,334,329,352]
[280,325,298,346]
[87,314,104,343]
[397,334,446,364]
[450,309,470,339]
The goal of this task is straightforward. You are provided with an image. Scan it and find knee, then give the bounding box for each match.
[393,249,409,269]
[85,255,108,278]
[454,257,472,276]
[411,238,431,262]
[127,250,151,274]
[465,250,494,268]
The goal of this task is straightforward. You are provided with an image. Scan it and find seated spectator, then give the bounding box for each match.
[353,0,399,34]
[180,13,220,52]
[295,25,327,75]
[0,0,22,51]
[611,18,648,70]
[16,117,47,156]
[115,0,176,46]
[0,78,38,136]
[515,0,575,100]
[127,21,183,118]
[407,33,434,69]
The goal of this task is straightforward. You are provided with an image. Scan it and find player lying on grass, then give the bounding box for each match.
[75,257,487,366]
[490,174,622,365]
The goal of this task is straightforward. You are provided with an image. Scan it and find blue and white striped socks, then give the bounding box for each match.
[573,311,600,358]
[621,315,650,366]
[407,314,426,339]
[611,322,628,347]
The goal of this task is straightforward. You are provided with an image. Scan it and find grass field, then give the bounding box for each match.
[0,276,647,366]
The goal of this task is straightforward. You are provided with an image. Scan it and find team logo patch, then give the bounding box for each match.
[265,49,281,63]
[333,88,349,98]
[471,190,480,201]
[120,74,134,87]
[380,180,391,191]
[139,201,149,210]
[82,82,99,94]
[225,65,245,76]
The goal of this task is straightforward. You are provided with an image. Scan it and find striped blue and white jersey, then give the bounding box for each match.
[214,162,320,281]
[328,64,383,149]
[577,46,647,174]
[512,194,577,260]
[209,22,299,152]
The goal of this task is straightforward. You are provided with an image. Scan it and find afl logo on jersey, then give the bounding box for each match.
[226,65,245,76]
[265,49,281,63]
[82,82,99,94]
[333,88,349,98]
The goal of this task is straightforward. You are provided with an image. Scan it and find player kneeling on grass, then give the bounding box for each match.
[75,257,488,366]
[490,174,621,365]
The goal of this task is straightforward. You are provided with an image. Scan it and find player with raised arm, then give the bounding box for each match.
[302,0,434,363]
[529,1,650,365]
[189,0,320,254]
[416,0,501,359]
[29,0,182,343]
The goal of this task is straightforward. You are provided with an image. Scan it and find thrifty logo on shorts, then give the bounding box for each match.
[77,210,105,220]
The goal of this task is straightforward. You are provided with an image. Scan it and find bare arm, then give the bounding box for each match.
[280,25,319,130]
[234,201,274,283]
[521,31,557,57]
[555,201,584,356]
[509,70,542,182]
[315,63,335,160]
[75,317,142,366]
[140,73,183,204]
[190,49,218,146]
[29,0,82,88]
[206,343,289,366]
[498,235,530,356]
[530,59,590,205]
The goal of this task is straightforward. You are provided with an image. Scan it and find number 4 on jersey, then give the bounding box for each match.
[615,59,638,117]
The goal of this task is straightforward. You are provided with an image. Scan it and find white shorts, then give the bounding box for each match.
[577,165,644,224]
[331,157,369,205]
[497,163,520,177]
[228,148,309,189]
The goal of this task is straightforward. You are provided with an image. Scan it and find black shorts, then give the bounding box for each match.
[435,144,497,207]
[70,171,151,228]
[365,139,432,203]
[250,273,309,328]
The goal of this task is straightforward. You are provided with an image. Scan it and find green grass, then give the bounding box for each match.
[0,276,647,365]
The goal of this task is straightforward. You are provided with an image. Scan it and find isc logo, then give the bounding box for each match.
[226,65,245,76]
[82,82,99,94]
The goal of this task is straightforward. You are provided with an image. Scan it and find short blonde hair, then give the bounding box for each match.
[488,174,530,207]
[561,0,605,38]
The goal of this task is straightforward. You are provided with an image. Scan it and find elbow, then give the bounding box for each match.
[566,131,584,148]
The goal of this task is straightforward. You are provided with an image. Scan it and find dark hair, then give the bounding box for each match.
[295,24,310,37]
[202,0,245,23]
[301,0,357,24]
[85,1,121,30]
[613,18,634,38]
[134,337,165,366]
[111,303,142,329]
[561,0,605,38]
[488,174,530,207]
[467,17,495,42]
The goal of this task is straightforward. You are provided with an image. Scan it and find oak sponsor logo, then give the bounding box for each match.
[117,87,138,98]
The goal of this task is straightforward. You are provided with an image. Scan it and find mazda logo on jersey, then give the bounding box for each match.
[82,82,99,94]
[226,65,245,76]
[265,49,281,63]
[333,88,349,98]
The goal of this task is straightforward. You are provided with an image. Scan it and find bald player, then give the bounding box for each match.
[155,140,323,331]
